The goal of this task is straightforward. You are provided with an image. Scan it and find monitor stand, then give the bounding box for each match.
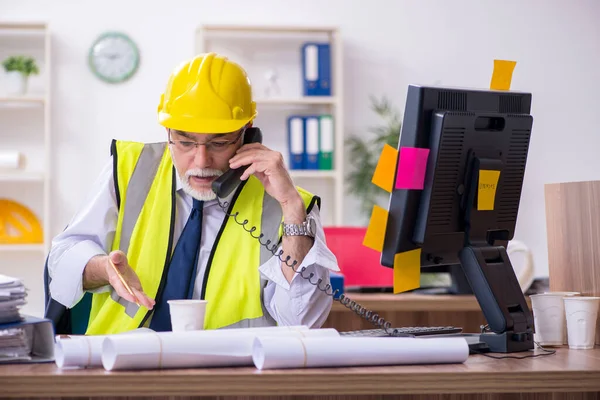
[457,155,534,353]
[459,245,534,353]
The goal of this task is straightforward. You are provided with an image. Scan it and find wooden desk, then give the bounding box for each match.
[323,293,512,333]
[0,348,599,400]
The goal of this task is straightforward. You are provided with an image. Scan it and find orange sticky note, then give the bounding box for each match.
[393,248,421,293]
[490,60,517,91]
[371,144,398,193]
[362,205,388,252]
[477,170,501,211]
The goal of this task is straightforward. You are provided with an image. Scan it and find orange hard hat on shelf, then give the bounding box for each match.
[157,52,257,134]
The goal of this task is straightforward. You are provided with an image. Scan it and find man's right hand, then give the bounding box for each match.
[104,251,155,310]
[83,251,155,310]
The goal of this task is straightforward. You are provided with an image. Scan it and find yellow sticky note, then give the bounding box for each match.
[371,144,398,193]
[362,205,388,252]
[490,60,517,91]
[393,248,421,294]
[478,170,501,211]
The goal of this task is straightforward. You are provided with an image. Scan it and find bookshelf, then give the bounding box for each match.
[195,25,344,226]
[0,22,51,317]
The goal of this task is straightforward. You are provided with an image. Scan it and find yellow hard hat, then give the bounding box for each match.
[157,52,257,134]
[0,199,43,244]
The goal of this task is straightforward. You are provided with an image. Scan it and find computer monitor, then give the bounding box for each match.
[381,84,535,353]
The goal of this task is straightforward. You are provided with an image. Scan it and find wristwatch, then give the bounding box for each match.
[282,216,316,238]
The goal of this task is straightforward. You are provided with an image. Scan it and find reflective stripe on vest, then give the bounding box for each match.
[85,140,318,334]
[86,141,175,335]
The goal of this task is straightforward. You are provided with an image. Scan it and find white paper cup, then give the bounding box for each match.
[564,297,600,350]
[168,300,207,332]
[543,292,580,344]
[530,293,569,346]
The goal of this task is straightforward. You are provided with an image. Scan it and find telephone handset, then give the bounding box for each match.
[211,127,263,199]
[212,126,405,336]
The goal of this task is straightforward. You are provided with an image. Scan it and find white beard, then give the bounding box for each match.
[180,168,223,201]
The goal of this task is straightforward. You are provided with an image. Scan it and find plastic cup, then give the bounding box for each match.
[564,297,600,350]
[168,299,207,332]
[530,293,570,346]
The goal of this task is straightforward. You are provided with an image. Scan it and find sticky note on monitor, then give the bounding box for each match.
[393,248,421,293]
[478,169,501,211]
[363,205,388,252]
[395,147,429,190]
[372,144,398,193]
[490,60,517,91]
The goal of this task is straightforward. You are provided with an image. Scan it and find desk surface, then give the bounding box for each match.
[1,348,599,398]
[332,293,483,312]
[332,293,533,311]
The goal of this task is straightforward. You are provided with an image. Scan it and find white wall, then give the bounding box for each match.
[1,0,599,315]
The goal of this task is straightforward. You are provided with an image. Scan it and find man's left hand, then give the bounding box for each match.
[228,143,301,208]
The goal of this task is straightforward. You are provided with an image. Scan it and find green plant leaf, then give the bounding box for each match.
[345,95,403,222]
[2,55,39,75]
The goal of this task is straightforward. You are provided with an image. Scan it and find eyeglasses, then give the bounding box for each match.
[168,129,244,154]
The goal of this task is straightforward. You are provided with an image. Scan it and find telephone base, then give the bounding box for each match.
[479,330,534,353]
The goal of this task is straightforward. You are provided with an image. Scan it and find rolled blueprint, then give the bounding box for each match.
[54,328,154,368]
[252,336,470,370]
[102,326,338,371]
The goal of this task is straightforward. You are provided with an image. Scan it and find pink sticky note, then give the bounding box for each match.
[395,147,430,190]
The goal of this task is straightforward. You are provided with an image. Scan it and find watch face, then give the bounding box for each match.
[307,217,317,236]
[89,32,139,84]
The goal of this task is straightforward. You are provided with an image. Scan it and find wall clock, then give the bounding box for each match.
[88,32,140,84]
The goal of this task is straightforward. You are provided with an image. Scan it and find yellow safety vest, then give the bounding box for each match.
[84,140,319,335]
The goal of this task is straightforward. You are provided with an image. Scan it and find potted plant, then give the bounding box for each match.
[346,95,450,289]
[2,55,39,95]
[346,96,402,222]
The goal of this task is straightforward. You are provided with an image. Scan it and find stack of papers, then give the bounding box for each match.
[0,327,31,362]
[0,275,31,362]
[0,274,26,324]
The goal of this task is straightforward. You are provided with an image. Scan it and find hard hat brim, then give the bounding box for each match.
[158,112,256,134]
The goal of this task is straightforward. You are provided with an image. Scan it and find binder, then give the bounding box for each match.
[302,42,331,96]
[330,272,344,300]
[304,116,320,170]
[287,116,305,170]
[318,115,334,170]
[0,315,55,364]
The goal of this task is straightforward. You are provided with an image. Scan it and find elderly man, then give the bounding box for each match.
[47,52,338,334]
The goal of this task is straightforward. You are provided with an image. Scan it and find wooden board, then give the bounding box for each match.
[0,348,598,399]
[545,180,600,344]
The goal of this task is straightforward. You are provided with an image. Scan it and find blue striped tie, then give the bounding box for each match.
[149,198,203,331]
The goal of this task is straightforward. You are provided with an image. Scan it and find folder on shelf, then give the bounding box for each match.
[0,315,55,364]
[318,115,334,170]
[287,116,305,170]
[302,42,331,96]
[330,272,344,300]
[305,116,320,170]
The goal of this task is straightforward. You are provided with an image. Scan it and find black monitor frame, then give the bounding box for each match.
[382,85,534,353]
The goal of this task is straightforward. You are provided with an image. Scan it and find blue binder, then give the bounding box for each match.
[0,315,55,364]
[330,272,344,300]
[302,42,331,96]
[304,116,320,169]
[287,115,305,170]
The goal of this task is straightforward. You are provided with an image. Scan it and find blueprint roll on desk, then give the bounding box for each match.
[1,348,600,400]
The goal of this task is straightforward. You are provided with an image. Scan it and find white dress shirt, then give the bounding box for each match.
[48,157,339,328]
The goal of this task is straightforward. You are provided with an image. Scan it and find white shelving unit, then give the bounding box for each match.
[196,25,344,226]
[0,22,51,316]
